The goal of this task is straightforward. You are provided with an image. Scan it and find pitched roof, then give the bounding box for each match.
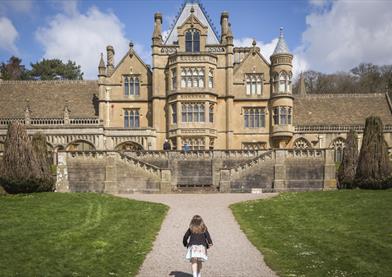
[294,93,392,125]
[164,1,219,45]
[272,28,290,55]
[0,80,99,118]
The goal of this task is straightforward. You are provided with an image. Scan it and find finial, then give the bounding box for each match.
[252,39,256,47]
[280,27,284,38]
[129,41,134,49]
[190,7,194,13]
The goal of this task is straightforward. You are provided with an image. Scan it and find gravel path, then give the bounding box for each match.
[117,193,279,277]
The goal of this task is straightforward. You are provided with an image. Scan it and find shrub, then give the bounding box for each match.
[355,116,392,189]
[0,123,54,193]
[337,129,358,189]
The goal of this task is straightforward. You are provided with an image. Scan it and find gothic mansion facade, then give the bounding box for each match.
[1,1,392,162]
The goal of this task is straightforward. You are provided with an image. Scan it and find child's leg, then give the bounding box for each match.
[191,258,198,277]
[197,260,202,277]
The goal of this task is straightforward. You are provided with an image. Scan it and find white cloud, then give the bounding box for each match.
[234,37,308,76]
[0,17,19,54]
[300,0,392,73]
[35,6,131,79]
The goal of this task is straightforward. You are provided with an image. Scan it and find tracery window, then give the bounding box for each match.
[181,68,205,88]
[245,74,262,95]
[171,68,177,90]
[124,76,140,96]
[331,138,345,162]
[294,138,311,149]
[182,137,205,150]
[171,103,177,124]
[209,105,214,123]
[208,69,214,88]
[181,103,205,123]
[185,29,200,53]
[275,71,292,94]
[273,107,292,125]
[244,107,265,128]
[124,109,140,128]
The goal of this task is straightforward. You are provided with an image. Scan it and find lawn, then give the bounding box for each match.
[0,192,168,276]
[231,190,392,277]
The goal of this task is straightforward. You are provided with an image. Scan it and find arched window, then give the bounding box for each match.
[124,76,129,96]
[185,29,200,52]
[294,138,311,149]
[280,107,287,124]
[256,76,262,95]
[279,72,286,93]
[208,70,213,88]
[246,76,251,95]
[331,138,345,163]
[209,105,214,123]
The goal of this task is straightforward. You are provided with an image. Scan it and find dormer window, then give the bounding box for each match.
[245,74,262,95]
[185,29,200,52]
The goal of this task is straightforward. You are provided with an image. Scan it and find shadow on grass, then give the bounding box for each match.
[169,271,193,277]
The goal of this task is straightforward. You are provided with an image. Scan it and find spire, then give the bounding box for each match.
[273,27,290,55]
[298,72,306,95]
[98,53,106,77]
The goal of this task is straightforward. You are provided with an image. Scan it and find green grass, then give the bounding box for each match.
[231,190,392,277]
[0,192,168,277]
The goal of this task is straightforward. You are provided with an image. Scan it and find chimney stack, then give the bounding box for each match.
[220,11,229,44]
[106,45,115,76]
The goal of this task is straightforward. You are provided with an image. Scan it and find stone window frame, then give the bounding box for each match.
[124,108,140,128]
[273,71,292,94]
[330,137,345,163]
[273,106,292,125]
[181,67,205,88]
[182,137,205,150]
[171,68,177,90]
[185,28,200,53]
[208,69,214,88]
[181,102,205,123]
[293,137,312,149]
[171,103,177,124]
[209,104,214,123]
[123,75,140,96]
[243,107,265,128]
[245,74,263,96]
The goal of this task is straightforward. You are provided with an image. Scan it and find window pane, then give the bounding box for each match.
[182,104,187,122]
[124,77,129,96]
[244,110,249,128]
[135,111,140,127]
[193,31,200,52]
[135,78,140,95]
[200,104,205,122]
[124,110,129,128]
[130,77,134,95]
[130,111,134,127]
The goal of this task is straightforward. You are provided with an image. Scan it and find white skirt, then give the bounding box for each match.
[185,244,208,262]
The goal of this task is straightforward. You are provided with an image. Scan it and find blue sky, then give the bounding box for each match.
[1,0,392,79]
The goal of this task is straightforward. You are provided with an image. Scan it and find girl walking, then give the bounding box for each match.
[183,215,213,277]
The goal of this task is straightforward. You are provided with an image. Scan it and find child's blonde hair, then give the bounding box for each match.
[189,215,207,234]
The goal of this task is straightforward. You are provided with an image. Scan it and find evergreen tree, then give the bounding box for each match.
[337,129,358,189]
[0,56,29,80]
[355,116,392,188]
[29,59,83,80]
[0,123,54,193]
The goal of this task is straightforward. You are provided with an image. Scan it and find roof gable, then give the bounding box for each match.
[164,2,219,45]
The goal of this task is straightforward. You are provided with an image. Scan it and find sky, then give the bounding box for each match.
[0,0,392,79]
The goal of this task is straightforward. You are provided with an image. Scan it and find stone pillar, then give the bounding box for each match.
[56,152,70,192]
[323,149,337,190]
[219,169,231,192]
[104,153,118,193]
[273,149,286,191]
[160,169,172,193]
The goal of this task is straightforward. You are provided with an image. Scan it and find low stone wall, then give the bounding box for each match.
[56,149,336,193]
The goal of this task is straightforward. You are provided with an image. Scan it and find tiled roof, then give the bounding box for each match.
[294,93,392,125]
[273,28,290,55]
[0,80,99,118]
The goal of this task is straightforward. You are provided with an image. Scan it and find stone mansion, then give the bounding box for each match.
[1,1,392,164]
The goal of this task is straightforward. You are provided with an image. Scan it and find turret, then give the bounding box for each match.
[220,11,229,44]
[269,28,294,148]
[106,45,115,76]
[152,12,162,45]
[98,53,106,77]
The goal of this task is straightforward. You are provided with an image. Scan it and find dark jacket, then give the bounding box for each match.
[183,228,213,249]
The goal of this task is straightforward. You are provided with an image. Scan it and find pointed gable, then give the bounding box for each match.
[164,2,219,45]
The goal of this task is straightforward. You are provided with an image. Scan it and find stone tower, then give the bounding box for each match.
[270,27,294,148]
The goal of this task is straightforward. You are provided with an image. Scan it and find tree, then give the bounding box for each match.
[0,123,54,193]
[0,56,29,80]
[355,116,392,189]
[29,59,83,80]
[337,129,358,189]
[31,133,55,186]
